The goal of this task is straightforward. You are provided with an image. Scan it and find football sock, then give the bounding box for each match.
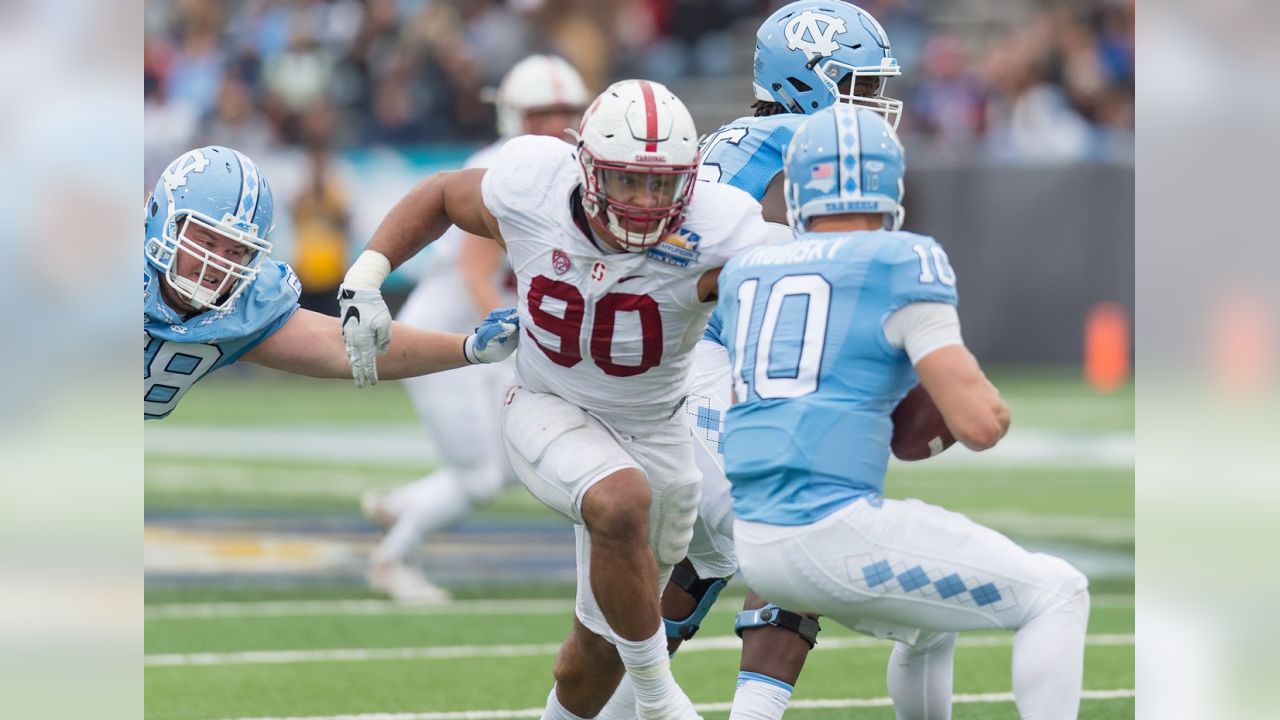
[595,673,636,720]
[729,671,792,720]
[542,684,589,720]
[373,469,468,562]
[886,633,956,720]
[1012,588,1089,720]
[614,625,681,709]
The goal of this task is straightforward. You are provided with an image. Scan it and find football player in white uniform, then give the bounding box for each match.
[361,54,589,604]
[338,80,772,720]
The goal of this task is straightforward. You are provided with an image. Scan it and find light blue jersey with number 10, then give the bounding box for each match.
[716,229,960,526]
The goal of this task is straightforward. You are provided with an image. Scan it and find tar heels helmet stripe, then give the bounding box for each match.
[144,145,275,312]
[753,1,902,126]
[783,104,905,232]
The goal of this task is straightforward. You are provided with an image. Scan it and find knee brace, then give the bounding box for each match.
[663,563,730,641]
[734,604,821,649]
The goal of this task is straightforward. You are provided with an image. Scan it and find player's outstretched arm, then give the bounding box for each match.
[339,168,504,387]
[913,345,1011,451]
[242,308,516,380]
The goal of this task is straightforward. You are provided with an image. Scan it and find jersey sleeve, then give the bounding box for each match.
[882,302,964,365]
[480,135,574,234]
[699,118,797,201]
[703,306,726,345]
[221,260,302,363]
[884,235,960,311]
[694,183,772,267]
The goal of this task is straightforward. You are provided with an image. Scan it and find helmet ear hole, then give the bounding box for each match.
[787,76,813,93]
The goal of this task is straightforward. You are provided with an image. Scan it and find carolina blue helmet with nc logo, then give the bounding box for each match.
[753,1,902,126]
[784,104,905,232]
[144,145,275,312]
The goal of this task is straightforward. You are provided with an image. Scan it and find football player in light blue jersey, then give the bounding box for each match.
[698,0,901,222]
[718,105,1091,720]
[645,4,906,718]
[144,145,518,420]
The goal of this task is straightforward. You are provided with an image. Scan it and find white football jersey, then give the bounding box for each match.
[481,135,771,435]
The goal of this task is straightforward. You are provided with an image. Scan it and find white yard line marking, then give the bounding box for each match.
[219,689,1136,720]
[146,594,1134,620]
[146,598,577,619]
[146,425,1133,469]
[145,633,1134,668]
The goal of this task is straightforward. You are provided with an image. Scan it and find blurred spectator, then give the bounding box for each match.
[982,25,1094,162]
[906,34,986,155]
[202,75,274,159]
[290,102,351,316]
[142,0,1133,162]
[264,31,334,115]
[144,70,199,188]
[163,9,226,118]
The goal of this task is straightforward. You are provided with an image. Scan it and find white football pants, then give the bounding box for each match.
[735,496,1090,720]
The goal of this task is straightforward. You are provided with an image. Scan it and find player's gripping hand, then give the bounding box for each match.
[338,284,392,387]
[463,307,520,364]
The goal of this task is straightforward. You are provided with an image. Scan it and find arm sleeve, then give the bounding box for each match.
[703,306,726,346]
[882,302,964,365]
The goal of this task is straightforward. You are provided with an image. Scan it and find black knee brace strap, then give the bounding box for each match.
[664,563,730,641]
[734,603,821,648]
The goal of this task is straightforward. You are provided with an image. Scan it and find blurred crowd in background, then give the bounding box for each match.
[145,0,1133,161]
[143,0,1134,310]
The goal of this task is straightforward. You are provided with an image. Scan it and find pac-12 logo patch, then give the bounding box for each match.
[551,249,571,275]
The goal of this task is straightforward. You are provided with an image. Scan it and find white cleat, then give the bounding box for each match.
[359,489,399,531]
[366,559,453,605]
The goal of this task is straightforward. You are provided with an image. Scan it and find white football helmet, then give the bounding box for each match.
[493,54,590,138]
[575,79,699,252]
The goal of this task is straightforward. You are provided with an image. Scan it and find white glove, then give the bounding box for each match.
[338,284,392,387]
[462,307,520,364]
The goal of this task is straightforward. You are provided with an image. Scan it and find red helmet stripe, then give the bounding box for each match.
[546,56,564,104]
[639,80,659,152]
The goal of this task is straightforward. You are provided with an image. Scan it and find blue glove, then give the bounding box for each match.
[463,307,520,364]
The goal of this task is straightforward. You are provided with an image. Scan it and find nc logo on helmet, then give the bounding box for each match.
[162,149,211,193]
[785,11,847,59]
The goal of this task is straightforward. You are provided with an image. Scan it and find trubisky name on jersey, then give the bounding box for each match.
[738,237,850,267]
[646,229,702,267]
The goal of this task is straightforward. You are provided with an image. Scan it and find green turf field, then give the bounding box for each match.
[145,368,1133,719]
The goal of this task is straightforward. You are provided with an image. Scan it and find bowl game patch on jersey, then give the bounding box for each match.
[646,229,701,267]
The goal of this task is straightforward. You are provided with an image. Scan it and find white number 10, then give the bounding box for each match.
[731,274,832,402]
[911,243,957,287]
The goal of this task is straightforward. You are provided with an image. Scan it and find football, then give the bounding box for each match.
[890,384,956,461]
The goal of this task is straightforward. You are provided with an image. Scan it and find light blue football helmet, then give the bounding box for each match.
[144,145,274,312]
[783,104,905,232]
[753,0,902,126]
